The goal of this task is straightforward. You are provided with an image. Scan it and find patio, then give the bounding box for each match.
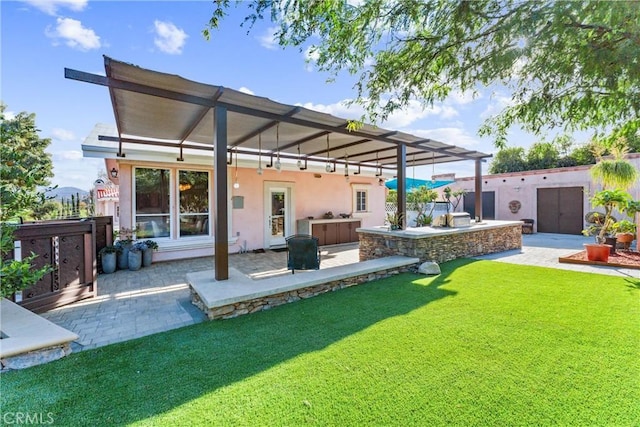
[40,244,360,351]
[39,234,638,352]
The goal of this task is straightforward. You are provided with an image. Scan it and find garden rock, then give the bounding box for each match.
[418,261,440,275]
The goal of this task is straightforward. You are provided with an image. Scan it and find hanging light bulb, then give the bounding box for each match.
[257,133,263,175]
[344,153,349,182]
[325,134,332,172]
[233,148,240,189]
[274,123,282,172]
[296,145,303,169]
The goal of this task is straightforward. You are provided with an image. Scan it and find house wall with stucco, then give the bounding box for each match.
[440,154,640,234]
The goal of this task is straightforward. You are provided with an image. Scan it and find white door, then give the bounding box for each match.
[265,185,293,247]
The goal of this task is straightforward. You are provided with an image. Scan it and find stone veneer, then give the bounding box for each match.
[359,222,522,264]
[191,265,415,320]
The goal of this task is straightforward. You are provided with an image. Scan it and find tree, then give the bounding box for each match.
[526,142,559,170]
[1,104,54,221]
[1,104,54,297]
[206,1,639,148]
[489,147,527,174]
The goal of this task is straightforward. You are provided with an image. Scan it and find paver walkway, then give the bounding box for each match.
[40,244,359,351]
[40,234,637,351]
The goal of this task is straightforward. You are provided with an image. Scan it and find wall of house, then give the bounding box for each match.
[441,155,640,233]
[115,161,386,260]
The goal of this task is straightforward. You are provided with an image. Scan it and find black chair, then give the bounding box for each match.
[286,234,321,274]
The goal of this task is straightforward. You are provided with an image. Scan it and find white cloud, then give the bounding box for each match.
[3,110,16,120]
[412,127,481,148]
[153,20,188,55]
[56,150,83,161]
[447,89,480,105]
[258,27,279,50]
[46,17,101,51]
[21,0,87,16]
[480,94,513,119]
[50,128,75,141]
[238,87,254,95]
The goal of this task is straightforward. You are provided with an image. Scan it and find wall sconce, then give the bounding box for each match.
[378,178,385,186]
[110,167,118,178]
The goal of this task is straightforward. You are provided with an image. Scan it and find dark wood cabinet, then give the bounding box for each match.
[300,219,361,246]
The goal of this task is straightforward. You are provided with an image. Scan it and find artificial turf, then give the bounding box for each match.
[2,259,639,426]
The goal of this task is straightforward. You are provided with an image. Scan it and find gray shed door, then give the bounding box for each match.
[536,187,584,234]
[463,191,495,220]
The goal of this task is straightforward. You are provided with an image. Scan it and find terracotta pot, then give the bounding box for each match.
[616,232,635,243]
[584,243,611,262]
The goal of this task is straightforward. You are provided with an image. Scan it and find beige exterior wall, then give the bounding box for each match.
[114,160,386,261]
[443,154,640,233]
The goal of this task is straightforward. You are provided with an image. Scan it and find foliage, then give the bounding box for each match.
[0,224,51,298]
[130,241,147,252]
[99,245,120,255]
[0,104,54,222]
[442,187,466,213]
[611,219,636,235]
[385,189,397,204]
[590,139,639,190]
[584,189,633,241]
[407,186,438,226]
[206,1,640,148]
[114,227,138,243]
[385,211,404,230]
[2,261,638,425]
[143,239,159,251]
[489,147,527,174]
[525,142,559,171]
[0,104,54,297]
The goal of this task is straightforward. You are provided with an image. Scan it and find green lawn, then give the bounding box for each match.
[2,259,639,426]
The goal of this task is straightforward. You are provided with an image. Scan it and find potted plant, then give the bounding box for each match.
[611,220,636,250]
[407,186,438,227]
[128,241,146,271]
[114,226,137,270]
[386,212,403,230]
[582,189,633,259]
[141,239,158,267]
[99,245,119,274]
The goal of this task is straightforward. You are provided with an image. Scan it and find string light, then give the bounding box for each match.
[233,148,240,189]
[325,134,332,172]
[274,123,281,172]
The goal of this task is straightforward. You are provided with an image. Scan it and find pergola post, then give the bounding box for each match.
[397,144,407,229]
[474,159,483,222]
[213,105,229,280]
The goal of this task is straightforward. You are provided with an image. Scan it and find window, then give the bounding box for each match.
[135,168,171,238]
[351,183,371,215]
[179,170,210,237]
[356,190,367,212]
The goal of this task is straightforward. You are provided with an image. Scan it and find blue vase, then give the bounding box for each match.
[128,250,142,271]
[101,252,116,274]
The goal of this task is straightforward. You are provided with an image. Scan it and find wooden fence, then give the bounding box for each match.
[8,217,113,313]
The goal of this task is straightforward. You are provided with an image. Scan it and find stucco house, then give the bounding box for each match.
[73,57,492,274]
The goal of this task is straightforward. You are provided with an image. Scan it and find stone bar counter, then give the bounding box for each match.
[357,220,523,263]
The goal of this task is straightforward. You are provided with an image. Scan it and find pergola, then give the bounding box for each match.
[66,56,492,281]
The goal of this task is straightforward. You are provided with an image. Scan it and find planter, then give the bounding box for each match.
[101,252,117,274]
[604,236,617,254]
[128,250,142,271]
[616,232,635,250]
[584,243,612,262]
[117,242,132,270]
[142,248,154,267]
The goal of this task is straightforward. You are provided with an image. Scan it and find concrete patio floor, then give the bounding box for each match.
[40,244,359,351]
[39,234,638,352]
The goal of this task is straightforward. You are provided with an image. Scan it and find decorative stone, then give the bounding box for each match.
[418,261,441,275]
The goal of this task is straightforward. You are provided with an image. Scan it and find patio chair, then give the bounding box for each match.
[521,219,534,234]
[286,234,321,274]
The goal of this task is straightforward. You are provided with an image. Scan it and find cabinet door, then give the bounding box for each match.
[311,224,324,246]
[349,220,361,242]
[325,223,338,245]
[338,222,351,243]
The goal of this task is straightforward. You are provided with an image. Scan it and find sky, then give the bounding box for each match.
[3,0,547,191]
